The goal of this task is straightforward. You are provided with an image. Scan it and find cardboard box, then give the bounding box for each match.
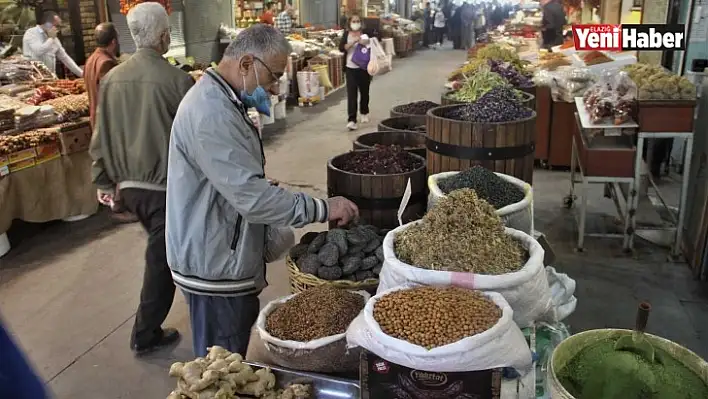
[360,351,502,399]
[58,124,91,155]
[0,154,8,167]
[35,142,61,164]
[8,157,36,173]
[8,147,36,163]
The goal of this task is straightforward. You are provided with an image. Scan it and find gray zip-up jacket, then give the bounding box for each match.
[166,69,328,296]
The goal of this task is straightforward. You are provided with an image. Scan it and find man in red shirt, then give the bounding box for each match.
[260,2,276,25]
[85,23,136,223]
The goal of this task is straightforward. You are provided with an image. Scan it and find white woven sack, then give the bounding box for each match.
[367,38,391,76]
[428,171,533,234]
[256,290,370,373]
[346,283,533,373]
[296,71,320,98]
[378,222,552,327]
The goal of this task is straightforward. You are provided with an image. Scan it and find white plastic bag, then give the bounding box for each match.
[346,283,533,373]
[545,266,577,321]
[378,222,552,327]
[427,171,533,234]
[256,290,370,373]
[296,71,320,98]
[367,37,391,76]
[264,226,295,263]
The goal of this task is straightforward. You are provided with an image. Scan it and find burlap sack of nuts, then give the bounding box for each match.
[255,290,370,373]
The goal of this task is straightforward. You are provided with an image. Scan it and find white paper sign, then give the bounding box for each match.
[397,178,412,226]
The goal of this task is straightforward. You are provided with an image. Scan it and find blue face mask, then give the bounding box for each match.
[240,63,272,117]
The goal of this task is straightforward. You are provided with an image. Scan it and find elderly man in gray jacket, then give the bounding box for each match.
[167,24,359,357]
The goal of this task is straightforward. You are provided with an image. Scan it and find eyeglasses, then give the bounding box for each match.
[253,56,284,84]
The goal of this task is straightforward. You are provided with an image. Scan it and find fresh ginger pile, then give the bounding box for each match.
[166,346,312,399]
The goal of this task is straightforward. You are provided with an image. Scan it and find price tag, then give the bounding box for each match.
[185,56,195,66]
[167,56,177,66]
[604,128,622,137]
[397,178,412,226]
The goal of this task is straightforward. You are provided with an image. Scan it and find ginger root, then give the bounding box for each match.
[236,368,276,397]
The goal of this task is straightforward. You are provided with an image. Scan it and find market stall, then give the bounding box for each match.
[0,58,96,256]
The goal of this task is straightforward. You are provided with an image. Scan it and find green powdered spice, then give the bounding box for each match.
[557,337,708,399]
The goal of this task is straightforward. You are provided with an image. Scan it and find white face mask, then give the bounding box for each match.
[350,22,361,31]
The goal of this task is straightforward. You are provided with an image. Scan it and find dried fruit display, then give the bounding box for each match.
[623,63,696,101]
[448,67,508,103]
[393,101,439,115]
[395,188,524,274]
[333,145,423,175]
[120,0,171,14]
[374,286,501,349]
[444,87,533,123]
[26,86,56,105]
[583,72,637,125]
[42,94,89,120]
[0,130,57,156]
[582,51,613,66]
[49,79,86,94]
[290,225,387,281]
[265,286,365,341]
[167,346,312,399]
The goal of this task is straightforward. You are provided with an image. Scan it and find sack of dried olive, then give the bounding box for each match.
[346,283,533,373]
[379,221,553,328]
[428,170,533,234]
[255,289,370,373]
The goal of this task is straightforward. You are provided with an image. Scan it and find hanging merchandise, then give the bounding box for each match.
[120,0,172,14]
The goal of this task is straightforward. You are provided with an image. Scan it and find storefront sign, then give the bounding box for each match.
[572,24,686,51]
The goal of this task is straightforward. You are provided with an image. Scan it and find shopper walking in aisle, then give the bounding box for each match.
[0,317,48,399]
[22,11,83,78]
[460,2,476,50]
[449,4,463,49]
[275,4,294,34]
[540,0,566,49]
[260,2,276,25]
[339,12,378,131]
[433,7,447,48]
[89,2,195,356]
[423,2,432,48]
[85,23,137,224]
[166,24,359,357]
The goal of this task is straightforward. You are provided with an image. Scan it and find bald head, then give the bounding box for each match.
[95,22,117,47]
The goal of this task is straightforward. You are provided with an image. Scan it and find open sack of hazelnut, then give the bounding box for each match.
[255,286,370,373]
[345,284,533,373]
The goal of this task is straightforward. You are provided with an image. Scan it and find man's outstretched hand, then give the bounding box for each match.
[326,196,359,226]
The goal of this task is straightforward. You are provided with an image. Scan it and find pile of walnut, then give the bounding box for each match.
[167,346,312,399]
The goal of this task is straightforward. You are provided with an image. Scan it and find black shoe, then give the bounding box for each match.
[132,328,181,356]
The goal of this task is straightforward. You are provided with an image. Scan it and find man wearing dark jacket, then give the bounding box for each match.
[541,0,566,49]
[423,2,432,47]
[89,3,195,355]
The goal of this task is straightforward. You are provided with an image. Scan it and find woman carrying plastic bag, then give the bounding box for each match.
[346,284,533,373]
[378,222,554,328]
[428,171,534,234]
[255,291,370,373]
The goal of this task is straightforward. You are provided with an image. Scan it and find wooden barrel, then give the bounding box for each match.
[379,116,426,133]
[353,131,427,158]
[327,151,427,229]
[441,91,535,107]
[426,105,537,184]
[390,103,439,126]
[518,85,537,108]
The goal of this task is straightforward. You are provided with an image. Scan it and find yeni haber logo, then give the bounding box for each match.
[572,24,686,51]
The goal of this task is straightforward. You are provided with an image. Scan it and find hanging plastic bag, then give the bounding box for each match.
[427,171,534,234]
[346,283,533,373]
[264,226,295,263]
[256,290,370,373]
[368,37,391,76]
[378,222,555,327]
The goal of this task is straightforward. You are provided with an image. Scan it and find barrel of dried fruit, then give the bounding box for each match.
[441,91,535,107]
[327,151,427,229]
[518,85,537,108]
[389,101,440,127]
[426,105,537,184]
[378,116,426,133]
[353,131,427,158]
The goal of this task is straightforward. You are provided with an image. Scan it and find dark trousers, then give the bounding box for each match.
[183,291,261,357]
[346,67,371,123]
[435,27,446,44]
[120,188,175,348]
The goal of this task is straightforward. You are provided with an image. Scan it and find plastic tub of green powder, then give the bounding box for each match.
[549,329,708,399]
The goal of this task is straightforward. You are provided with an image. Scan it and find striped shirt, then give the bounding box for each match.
[274,11,292,34]
[22,25,83,77]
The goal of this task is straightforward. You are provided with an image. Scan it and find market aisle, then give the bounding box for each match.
[0,47,464,399]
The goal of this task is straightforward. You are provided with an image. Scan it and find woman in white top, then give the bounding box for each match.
[433,8,447,47]
[338,13,377,131]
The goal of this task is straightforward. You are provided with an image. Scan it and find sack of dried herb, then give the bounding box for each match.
[255,288,370,373]
[346,283,533,373]
[427,169,533,234]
